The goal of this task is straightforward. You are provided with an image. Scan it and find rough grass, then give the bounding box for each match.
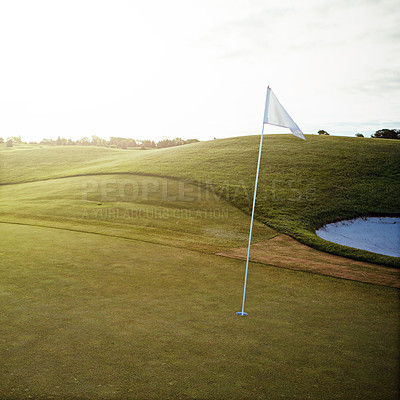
[0,224,398,400]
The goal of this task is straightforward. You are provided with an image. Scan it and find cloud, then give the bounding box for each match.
[196,0,399,62]
[347,70,400,96]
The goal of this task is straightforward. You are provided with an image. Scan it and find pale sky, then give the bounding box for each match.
[1,0,399,142]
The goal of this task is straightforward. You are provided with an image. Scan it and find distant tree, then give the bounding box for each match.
[355,133,364,138]
[91,135,107,147]
[318,130,329,135]
[156,139,173,149]
[172,137,185,146]
[0,137,4,144]
[156,137,189,149]
[109,137,137,149]
[40,138,55,145]
[80,137,90,146]
[371,129,400,140]
[9,136,22,143]
[127,138,137,147]
[139,140,156,148]
[7,136,22,144]
[6,139,13,147]
[109,137,120,147]
[184,139,200,144]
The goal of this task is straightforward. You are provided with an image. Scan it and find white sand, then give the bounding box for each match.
[316,217,400,257]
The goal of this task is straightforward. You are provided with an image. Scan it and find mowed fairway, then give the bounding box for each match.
[0,137,399,399]
[0,223,398,400]
[0,174,276,253]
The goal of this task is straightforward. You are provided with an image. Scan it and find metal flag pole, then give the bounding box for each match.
[236,87,270,317]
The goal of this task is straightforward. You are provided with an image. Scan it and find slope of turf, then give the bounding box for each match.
[0,223,398,400]
[1,135,399,266]
[0,174,275,252]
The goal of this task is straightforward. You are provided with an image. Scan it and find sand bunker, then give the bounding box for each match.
[316,217,400,257]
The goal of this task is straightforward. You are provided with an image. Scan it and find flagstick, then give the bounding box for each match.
[236,85,304,316]
[236,123,266,317]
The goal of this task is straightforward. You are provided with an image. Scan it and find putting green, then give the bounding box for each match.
[0,223,398,399]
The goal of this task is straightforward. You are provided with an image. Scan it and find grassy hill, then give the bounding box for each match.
[0,174,275,253]
[0,135,399,399]
[2,135,399,266]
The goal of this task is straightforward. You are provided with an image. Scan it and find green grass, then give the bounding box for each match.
[1,135,399,266]
[0,136,399,399]
[0,223,398,400]
[0,174,275,252]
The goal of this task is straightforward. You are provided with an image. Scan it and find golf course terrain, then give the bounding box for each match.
[0,135,399,399]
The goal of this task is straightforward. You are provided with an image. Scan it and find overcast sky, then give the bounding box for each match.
[1,0,399,142]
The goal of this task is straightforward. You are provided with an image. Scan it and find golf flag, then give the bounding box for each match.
[264,87,306,140]
[237,86,305,317]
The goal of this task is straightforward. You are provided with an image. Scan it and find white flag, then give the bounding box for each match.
[263,87,305,140]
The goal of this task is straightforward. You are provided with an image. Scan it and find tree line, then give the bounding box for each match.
[354,129,400,139]
[370,129,400,139]
[0,135,200,149]
[317,129,399,139]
